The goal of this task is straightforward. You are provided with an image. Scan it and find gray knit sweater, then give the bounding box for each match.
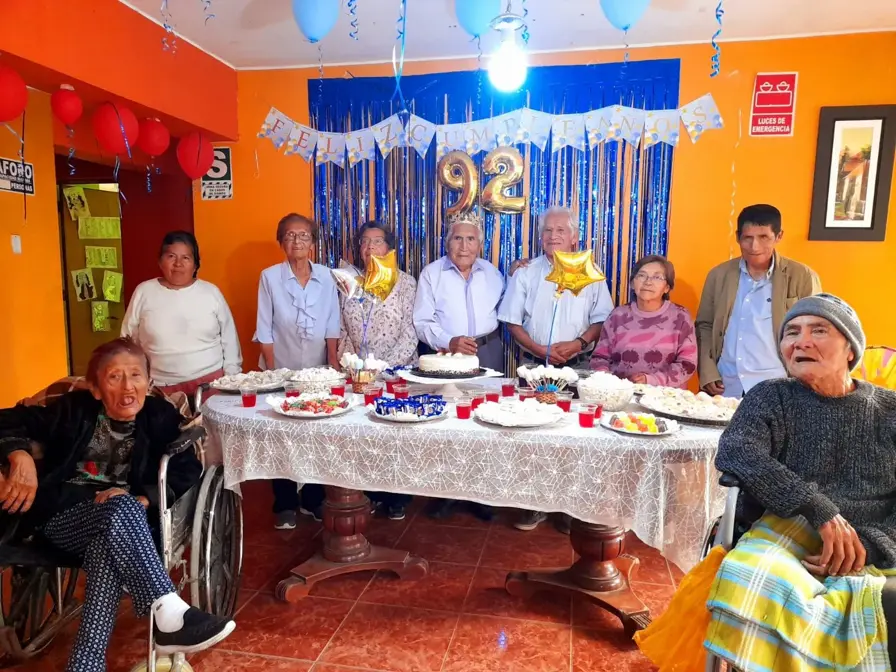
[716,378,896,568]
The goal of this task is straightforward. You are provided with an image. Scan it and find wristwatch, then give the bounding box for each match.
[576,337,588,351]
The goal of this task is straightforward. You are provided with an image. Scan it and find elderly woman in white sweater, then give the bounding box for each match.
[121,231,242,399]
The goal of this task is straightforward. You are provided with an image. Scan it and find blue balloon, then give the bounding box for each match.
[292,0,340,43]
[599,0,650,31]
[455,0,501,38]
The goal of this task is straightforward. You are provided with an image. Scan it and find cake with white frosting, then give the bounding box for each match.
[418,352,480,375]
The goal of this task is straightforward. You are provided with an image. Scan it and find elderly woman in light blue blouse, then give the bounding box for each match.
[254,212,340,530]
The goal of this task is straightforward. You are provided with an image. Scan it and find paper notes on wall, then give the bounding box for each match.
[91,301,110,332]
[71,269,97,302]
[85,246,118,269]
[63,186,91,220]
[102,270,123,303]
[78,217,121,240]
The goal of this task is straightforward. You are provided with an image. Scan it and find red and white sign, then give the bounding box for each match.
[749,72,798,137]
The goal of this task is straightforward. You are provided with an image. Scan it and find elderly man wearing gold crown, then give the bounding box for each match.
[413,210,505,522]
[498,205,615,532]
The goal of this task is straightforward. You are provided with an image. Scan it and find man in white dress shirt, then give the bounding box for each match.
[413,211,506,372]
[498,206,615,532]
[413,211,504,521]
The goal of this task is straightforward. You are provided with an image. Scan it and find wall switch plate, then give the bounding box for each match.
[10,235,22,254]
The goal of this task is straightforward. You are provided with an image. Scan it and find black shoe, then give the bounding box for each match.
[554,513,572,535]
[427,499,455,519]
[154,607,235,655]
[387,505,406,521]
[469,503,494,523]
[299,505,323,522]
[514,510,547,532]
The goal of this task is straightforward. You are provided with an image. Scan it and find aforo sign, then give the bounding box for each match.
[749,73,798,137]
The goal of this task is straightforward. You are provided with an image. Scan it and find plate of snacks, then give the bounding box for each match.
[212,369,293,393]
[266,393,352,419]
[289,366,345,394]
[600,411,679,436]
[638,389,740,426]
[368,394,448,423]
[474,398,566,428]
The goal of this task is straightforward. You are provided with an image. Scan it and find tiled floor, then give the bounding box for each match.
[19,482,678,671]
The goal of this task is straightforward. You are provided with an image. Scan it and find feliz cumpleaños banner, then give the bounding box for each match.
[257,94,723,169]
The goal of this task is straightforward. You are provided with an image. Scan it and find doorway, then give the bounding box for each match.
[58,183,125,376]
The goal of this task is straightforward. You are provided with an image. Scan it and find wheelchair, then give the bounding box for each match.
[0,379,244,672]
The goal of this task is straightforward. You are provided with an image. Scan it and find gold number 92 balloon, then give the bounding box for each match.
[438,150,478,216]
[481,146,526,214]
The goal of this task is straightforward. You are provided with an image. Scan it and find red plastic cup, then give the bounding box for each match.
[384,375,399,394]
[578,404,597,428]
[485,391,500,403]
[393,384,409,400]
[470,393,486,410]
[363,384,384,406]
[456,400,472,420]
[593,404,604,420]
[501,382,517,397]
[284,382,301,398]
[518,387,535,401]
[330,384,345,397]
[240,387,257,408]
[557,392,573,412]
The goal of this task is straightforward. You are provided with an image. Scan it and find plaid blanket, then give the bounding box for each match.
[705,515,895,671]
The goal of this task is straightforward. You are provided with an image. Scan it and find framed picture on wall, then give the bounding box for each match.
[809,105,896,242]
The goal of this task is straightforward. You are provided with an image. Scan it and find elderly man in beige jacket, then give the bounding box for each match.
[696,204,821,398]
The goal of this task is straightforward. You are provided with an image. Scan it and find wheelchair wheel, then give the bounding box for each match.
[189,465,243,619]
[0,566,81,662]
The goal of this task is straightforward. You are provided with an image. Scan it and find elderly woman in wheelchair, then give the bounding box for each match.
[636,294,896,671]
[0,338,234,671]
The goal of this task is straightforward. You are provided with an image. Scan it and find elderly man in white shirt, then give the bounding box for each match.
[413,211,504,522]
[413,211,506,372]
[498,205,615,532]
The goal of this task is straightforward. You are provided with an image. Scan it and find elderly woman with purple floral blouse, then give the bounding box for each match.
[338,221,418,521]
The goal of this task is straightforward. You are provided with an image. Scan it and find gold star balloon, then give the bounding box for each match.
[545,250,605,297]
[361,249,399,302]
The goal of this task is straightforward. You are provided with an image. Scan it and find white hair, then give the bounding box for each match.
[538,206,578,237]
[445,211,484,243]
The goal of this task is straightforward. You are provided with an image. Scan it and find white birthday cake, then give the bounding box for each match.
[418,352,480,375]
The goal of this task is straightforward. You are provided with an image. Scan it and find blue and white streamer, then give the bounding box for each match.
[710,1,724,77]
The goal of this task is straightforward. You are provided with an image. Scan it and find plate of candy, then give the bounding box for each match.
[368,394,448,423]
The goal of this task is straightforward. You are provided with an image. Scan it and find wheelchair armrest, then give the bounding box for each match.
[166,426,206,456]
[719,473,741,488]
[194,383,211,413]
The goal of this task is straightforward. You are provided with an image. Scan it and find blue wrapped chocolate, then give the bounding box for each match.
[372,394,447,421]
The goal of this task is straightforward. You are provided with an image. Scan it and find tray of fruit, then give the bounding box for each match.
[600,411,680,437]
[265,393,352,419]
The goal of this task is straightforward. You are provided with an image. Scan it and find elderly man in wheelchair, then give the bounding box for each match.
[0,338,236,671]
[636,294,896,671]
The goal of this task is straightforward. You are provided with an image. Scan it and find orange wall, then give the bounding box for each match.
[198,32,894,366]
[0,91,68,406]
[1,0,238,140]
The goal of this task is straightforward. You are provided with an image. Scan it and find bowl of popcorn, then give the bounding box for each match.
[516,365,578,404]
[576,372,635,411]
[340,353,389,393]
[289,366,346,395]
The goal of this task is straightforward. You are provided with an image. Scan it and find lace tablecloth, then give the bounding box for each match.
[203,395,725,571]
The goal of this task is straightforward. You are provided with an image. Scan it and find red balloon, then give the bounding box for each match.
[0,66,27,123]
[50,87,83,126]
[176,132,214,181]
[92,102,139,155]
[137,118,171,157]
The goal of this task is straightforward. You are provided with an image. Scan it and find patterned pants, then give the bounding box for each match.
[43,495,175,672]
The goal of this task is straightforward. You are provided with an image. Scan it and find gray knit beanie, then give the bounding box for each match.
[780,294,866,370]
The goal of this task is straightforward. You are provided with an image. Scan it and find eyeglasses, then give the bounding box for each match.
[634,272,666,284]
[360,237,386,248]
[283,232,312,243]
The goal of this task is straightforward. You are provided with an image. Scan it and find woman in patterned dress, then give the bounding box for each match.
[338,221,418,520]
[589,255,698,388]
[0,338,234,671]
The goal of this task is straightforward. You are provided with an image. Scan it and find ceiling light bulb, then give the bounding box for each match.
[488,32,527,93]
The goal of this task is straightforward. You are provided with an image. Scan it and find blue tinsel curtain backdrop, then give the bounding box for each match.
[311,58,679,306]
